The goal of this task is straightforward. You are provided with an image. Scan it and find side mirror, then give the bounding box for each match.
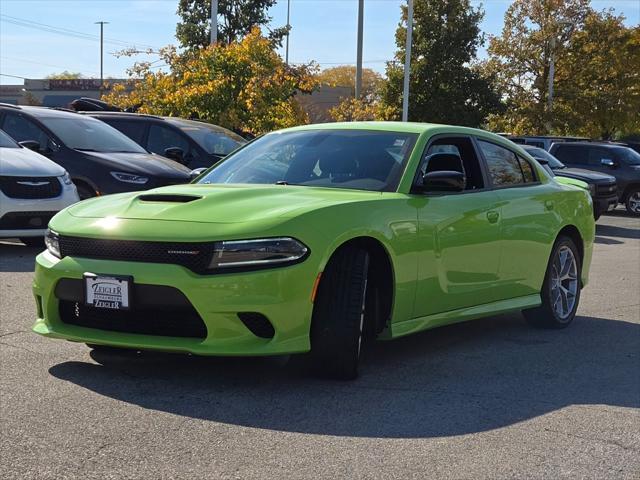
[190,167,207,181]
[19,140,41,152]
[164,147,186,163]
[422,170,466,193]
[601,158,616,168]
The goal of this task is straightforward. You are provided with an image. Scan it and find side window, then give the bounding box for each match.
[525,140,545,149]
[554,145,588,165]
[104,119,146,145]
[147,124,192,157]
[517,156,536,183]
[478,140,524,187]
[1,113,51,148]
[421,137,484,190]
[587,147,614,166]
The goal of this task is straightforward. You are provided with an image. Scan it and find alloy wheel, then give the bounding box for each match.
[550,246,578,320]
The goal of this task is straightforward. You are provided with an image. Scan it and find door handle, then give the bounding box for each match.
[487,210,500,224]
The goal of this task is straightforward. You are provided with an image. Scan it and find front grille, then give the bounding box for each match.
[596,183,617,196]
[0,176,62,199]
[56,280,207,339]
[59,236,214,274]
[0,211,57,230]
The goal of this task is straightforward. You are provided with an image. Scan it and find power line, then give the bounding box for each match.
[0,55,102,76]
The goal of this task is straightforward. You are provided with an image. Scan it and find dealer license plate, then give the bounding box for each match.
[84,273,132,310]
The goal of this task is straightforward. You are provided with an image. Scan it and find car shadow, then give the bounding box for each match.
[0,241,40,273]
[49,314,639,439]
[595,223,640,241]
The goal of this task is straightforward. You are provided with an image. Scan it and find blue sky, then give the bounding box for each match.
[1,0,638,84]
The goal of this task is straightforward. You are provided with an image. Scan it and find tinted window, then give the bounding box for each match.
[478,140,524,186]
[38,115,146,153]
[524,147,565,169]
[198,130,418,192]
[0,129,19,148]
[2,112,50,146]
[147,125,191,156]
[615,147,640,165]
[102,119,146,144]
[553,145,589,165]
[587,147,616,166]
[171,119,245,156]
[518,156,536,182]
[424,137,484,190]
[525,140,545,148]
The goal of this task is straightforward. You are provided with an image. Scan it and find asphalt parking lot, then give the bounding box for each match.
[1,210,638,479]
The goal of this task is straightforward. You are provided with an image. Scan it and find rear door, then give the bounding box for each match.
[476,139,557,299]
[413,135,503,317]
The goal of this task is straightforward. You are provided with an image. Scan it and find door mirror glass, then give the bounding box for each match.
[422,170,466,192]
[164,147,186,163]
[601,158,616,167]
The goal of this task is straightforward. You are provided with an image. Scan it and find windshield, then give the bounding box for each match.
[614,146,640,165]
[0,129,19,148]
[170,119,246,156]
[198,129,418,192]
[525,146,565,169]
[38,115,147,153]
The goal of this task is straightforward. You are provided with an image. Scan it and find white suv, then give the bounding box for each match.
[0,129,79,246]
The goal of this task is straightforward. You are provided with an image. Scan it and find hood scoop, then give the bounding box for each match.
[137,194,202,203]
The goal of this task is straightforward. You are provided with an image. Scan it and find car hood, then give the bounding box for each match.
[554,167,615,184]
[67,184,384,224]
[0,147,65,177]
[80,151,192,178]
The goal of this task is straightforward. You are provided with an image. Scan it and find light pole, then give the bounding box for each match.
[94,21,109,93]
[285,0,291,65]
[355,0,364,99]
[401,0,413,122]
[210,0,218,44]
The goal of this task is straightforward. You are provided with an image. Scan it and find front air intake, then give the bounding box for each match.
[237,312,275,339]
[137,194,201,203]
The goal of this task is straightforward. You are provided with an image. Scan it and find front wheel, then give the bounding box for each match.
[309,246,369,380]
[524,236,581,329]
[625,187,640,216]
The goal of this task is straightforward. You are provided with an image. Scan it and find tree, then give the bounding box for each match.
[318,66,383,102]
[176,0,288,49]
[45,71,84,79]
[553,12,640,139]
[483,0,591,134]
[379,0,502,127]
[103,29,318,135]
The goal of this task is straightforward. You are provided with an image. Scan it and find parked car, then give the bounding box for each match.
[504,135,589,151]
[522,145,617,219]
[84,112,246,169]
[549,142,640,216]
[0,128,79,246]
[0,105,192,199]
[33,122,595,379]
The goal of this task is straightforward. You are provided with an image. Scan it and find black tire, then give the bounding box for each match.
[86,343,126,353]
[20,237,45,248]
[310,246,369,380]
[75,183,97,200]
[523,235,581,329]
[624,187,640,216]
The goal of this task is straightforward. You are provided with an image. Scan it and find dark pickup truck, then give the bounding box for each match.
[523,145,618,220]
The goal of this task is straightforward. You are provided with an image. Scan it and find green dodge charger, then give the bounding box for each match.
[33,122,595,379]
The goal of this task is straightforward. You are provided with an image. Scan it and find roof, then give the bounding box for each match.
[554,141,628,148]
[0,105,81,118]
[84,111,163,120]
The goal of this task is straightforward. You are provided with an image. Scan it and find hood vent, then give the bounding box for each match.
[137,194,201,203]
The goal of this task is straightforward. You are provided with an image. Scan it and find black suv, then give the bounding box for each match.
[550,142,640,216]
[0,105,192,199]
[522,145,617,219]
[85,112,246,169]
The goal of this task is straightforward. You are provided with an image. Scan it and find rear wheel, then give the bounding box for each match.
[309,246,369,380]
[524,236,581,329]
[625,187,640,216]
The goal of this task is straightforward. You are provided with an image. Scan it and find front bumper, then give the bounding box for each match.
[32,251,318,355]
[593,194,618,215]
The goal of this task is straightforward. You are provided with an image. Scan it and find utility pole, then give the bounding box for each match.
[355,0,364,99]
[546,35,556,132]
[94,21,108,94]
[285,0,291,65]
[402,0,413,122]
[210,0,218,44]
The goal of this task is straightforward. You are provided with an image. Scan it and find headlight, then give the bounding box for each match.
[208,238,308,270]
[110,171,149,184]
[588,184,596,196]
[59,172,73,185]
[44,229,61,258]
